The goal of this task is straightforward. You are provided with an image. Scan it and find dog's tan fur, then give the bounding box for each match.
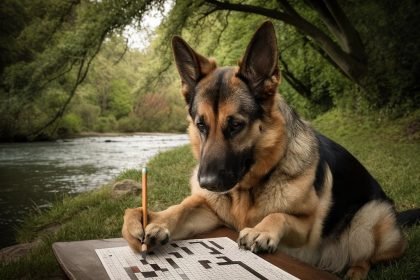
[122,22,406,279]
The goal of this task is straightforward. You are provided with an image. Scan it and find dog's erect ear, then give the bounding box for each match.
[238,21,279,100]
[172,36,216,104]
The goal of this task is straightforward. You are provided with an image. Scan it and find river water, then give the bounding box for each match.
[0,134,189,249]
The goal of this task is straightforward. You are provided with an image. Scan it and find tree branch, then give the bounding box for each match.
[45,0,80,44]
[113,38,129,65]
[208,11,231,56]
[305,38,347,78]
[279,57,312,100]
[305,0,366,63]
[302,0,343,45]
[205,0,295,24]
[195,6,220,23]
[37,60,78,91]
[204,0,367,83]
[276,0,300,17]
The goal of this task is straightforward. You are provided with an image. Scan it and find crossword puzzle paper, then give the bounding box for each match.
[95,237,299,280]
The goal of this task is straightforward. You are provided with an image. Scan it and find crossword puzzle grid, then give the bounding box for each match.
[96,237,299,280]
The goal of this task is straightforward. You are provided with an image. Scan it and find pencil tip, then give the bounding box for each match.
[140,243,148,259]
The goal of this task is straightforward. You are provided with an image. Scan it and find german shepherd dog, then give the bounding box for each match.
[123,22,419,279]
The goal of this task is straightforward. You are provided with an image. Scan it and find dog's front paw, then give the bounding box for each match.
[122,208,146,252]
[144,223,170,247]
[122,208,171,252]
[238,227,279,253]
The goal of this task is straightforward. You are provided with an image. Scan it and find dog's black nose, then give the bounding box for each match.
[198,169,238,192]
[198,174,220,191]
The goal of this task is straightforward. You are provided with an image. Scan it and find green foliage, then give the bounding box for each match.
[58,113,82,136]
[0,0,28,73]
[109,80,132,119]
[116,116,139,132]
[94,115,117,132]
[70,101,100,131]
[0,0,168,140]
[1,0,419,140]
[342,0,420,114]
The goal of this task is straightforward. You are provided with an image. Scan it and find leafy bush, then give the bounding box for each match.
[57,113,82,137]
[94,115,117,132]
[117,115,139,132]
[71,102,100,130]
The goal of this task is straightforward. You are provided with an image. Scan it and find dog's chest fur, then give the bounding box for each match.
[190,159,325,232]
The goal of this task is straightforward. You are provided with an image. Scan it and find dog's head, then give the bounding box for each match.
[172,21,285,192]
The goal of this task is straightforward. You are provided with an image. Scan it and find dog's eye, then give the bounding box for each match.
[196,121,207,134]
[228,118,245,135]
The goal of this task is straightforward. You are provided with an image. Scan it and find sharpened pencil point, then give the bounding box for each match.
[141,243,148,259]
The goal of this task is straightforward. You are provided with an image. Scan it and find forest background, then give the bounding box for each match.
[0,0,419,141]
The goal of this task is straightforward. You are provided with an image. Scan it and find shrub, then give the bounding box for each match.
[94,115,117,132]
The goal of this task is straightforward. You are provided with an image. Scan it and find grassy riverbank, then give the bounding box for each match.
[1,110,419,279]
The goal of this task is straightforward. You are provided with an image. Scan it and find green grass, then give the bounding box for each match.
[0,112,419,279]
[115,145,197,210]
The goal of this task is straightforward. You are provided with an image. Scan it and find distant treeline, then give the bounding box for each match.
[0,0,419,141]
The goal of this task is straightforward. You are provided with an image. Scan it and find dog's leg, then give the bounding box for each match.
[341,202,407,279]
[345,260,370,280]
[238,212,312,253]
[122,195,221,251]
[343,235,405,280]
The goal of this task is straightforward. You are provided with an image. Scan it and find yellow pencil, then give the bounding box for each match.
[141,167,148,257]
